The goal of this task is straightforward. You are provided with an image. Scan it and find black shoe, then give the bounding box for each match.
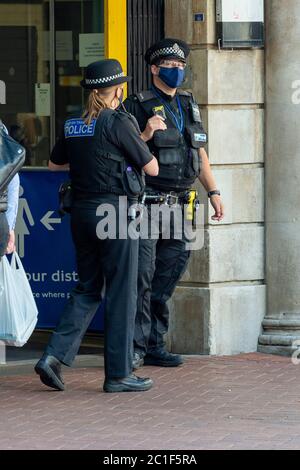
[144,349,184,367]
[103,374,153,393]
[132,351,145,370]
[34,354,65,391]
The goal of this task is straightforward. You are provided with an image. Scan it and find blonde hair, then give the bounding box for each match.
[82,85,120,125]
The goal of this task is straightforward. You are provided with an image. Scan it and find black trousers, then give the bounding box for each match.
[46,195,139,379]
[0,212,9,258]
[134,205,191,355]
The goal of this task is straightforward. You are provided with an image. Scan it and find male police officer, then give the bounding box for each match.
[124,38,224,369]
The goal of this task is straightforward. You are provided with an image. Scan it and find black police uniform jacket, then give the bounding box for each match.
[124,87,207,192]
[50,108,153,200]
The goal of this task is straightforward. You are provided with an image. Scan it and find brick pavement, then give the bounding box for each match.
[0,353,299,450]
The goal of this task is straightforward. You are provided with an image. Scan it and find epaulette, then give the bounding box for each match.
[177,89,192,97]
[115,108,140,132]
[136,90,156,103]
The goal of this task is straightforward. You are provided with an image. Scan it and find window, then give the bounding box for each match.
[0,0,104,167]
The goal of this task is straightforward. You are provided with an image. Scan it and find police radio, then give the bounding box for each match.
[152,105,167,120]
[190,102,201,123]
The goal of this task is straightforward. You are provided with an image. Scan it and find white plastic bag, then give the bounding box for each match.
[0,252,38,346]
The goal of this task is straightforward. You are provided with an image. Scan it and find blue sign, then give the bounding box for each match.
[194,13,205,22]
[64,118,96,138]
[17,170,104,331]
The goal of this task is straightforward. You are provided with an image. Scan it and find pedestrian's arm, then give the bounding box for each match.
[6,174,20,231]
[198,148,224,222]
[6,174,20,254]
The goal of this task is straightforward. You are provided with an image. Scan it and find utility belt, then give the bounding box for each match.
[58,153,144,216]
[140,189,200,226]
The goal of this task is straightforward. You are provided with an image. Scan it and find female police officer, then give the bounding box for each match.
[35,59,158,393]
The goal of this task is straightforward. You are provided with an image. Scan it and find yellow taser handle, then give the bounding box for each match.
[186,190,196,221]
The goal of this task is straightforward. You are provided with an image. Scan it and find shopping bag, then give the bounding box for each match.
[0,252,38,346]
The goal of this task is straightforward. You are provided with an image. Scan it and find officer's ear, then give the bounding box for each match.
[151,64,160,76]
[116,87,123,99]
[110,87,122,109]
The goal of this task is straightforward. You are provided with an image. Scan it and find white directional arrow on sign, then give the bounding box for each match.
[40,211,62,231]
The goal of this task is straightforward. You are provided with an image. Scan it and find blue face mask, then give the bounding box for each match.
[158,67,185,89]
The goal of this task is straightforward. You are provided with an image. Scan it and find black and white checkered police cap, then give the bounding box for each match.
[80,59,131,89]
[145,38,190,65]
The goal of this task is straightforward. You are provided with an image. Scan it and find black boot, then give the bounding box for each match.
[144,348,184,367]
[35,354,65,391]
[132,351,145,370]
[103,374,153,393]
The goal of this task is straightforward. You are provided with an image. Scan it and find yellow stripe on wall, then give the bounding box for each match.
[104,0,128,95]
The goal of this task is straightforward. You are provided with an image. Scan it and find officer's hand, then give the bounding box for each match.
[141,116,167,142]
[210,195,224,222]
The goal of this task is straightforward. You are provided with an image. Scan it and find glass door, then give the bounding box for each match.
[0,0,51,166]
[0,0,104,167]
[54,0,104,137]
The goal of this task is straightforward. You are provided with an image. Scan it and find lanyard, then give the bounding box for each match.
[151,87,185,134]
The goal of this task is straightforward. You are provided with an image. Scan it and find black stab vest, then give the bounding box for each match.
[136,90,207,192]
[64,109,144,199]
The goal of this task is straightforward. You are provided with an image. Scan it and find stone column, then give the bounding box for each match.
[165,0,266,355]
[258,0,300,356]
